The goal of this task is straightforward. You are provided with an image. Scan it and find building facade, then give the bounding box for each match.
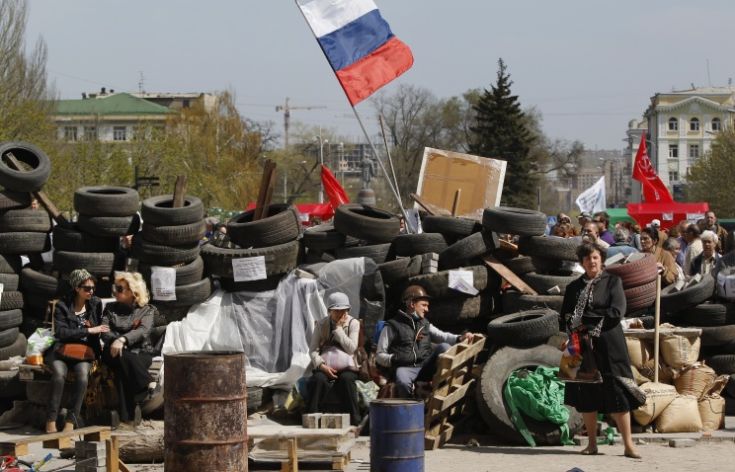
[644,87,735,199]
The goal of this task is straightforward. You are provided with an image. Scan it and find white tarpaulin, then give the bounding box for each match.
[161,258,369,389]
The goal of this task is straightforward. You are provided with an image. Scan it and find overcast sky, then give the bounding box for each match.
[26,0,735,150]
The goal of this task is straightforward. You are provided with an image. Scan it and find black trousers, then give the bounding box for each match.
[102,346,152,422]
[47,358,91,423]
[307,370,361,426]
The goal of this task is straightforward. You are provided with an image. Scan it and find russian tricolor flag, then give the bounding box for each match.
[297,0,414,105]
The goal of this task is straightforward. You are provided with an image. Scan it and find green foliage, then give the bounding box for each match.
[686,128,735,217]
[469,59,539,208]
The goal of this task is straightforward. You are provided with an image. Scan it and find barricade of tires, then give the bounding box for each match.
[604,253,658,316]
[135,194,210,325]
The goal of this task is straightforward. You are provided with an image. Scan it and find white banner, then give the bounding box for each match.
[575,176,606,214]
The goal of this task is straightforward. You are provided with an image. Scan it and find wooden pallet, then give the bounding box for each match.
[424,336,485,450]
[0,426,111,456]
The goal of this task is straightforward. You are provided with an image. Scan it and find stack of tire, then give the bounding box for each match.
[604,254,658,317]
[134,195,211,325]
[201,203,301,293]
[53,186,142,295]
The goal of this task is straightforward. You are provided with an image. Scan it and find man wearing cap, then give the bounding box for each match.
[376,285,475,398]
[307,292,362,425]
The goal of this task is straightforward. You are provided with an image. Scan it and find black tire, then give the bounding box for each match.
[624,281,657,313]
[141,195,204,226]
[201,240,300,278]
[518,236,579,262]
[334,243,392,264]
[0,309,23,330]
[0,327,19,348]
[20,267,61,298]
[699,325,735,348]
[420,216,482,242]
[681,303,729,327]
[0,208,51,232]
[0,142,51,192]
[426,293,493,326]
[482,207,547,237]
[77,213,140,237]
[141,220,206,246]
[502,291,564,314]
[301,224,346,251]
[706,354,735,375]
[487,309,559,347]
[53,251,115,276]
[0,254,21,274]
[227,204,301,249]
[74,186,139,216]
[52,224,119,253]
[0,273,19,290]
[151,305,190,325]
[151,278,212,307]
[438,232,496,270]
[333,204,400,243]
[378,256,422,285]
[476,345,582,445]
[661,274,715,315]
[0,370,23,398]
[0,190,31,210]
[521,272,577,294]
[0,232,49,254]
[219,275,283,293]
[247,387,264,414]
[604,255,658,289]
[0,332,26,360]
[406,266,489,298]
[498,256,536,276]
[391,233,448,257]
[138,256,204,287]
[529,257,564,274]
[0,291,23,311]
[131,236,200,266]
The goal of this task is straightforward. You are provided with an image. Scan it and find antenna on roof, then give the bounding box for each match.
[706,59,712,87]
[690,82,696,90]
[138,71,145,94]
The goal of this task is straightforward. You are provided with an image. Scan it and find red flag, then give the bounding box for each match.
[632,132,673,203]
[321,164,349,210]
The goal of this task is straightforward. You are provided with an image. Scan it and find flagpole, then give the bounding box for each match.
[378,114,404,210]
[351,105,413,233]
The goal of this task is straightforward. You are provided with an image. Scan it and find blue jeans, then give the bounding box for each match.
[394,343,450,398]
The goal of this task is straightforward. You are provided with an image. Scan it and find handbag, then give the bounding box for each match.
[558,329,602,383]
[55,343,95,362]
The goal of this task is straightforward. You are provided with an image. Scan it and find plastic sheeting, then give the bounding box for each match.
[161,258,369,389]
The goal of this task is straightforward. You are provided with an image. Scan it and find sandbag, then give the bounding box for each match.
[654,395,702,433]
[630,365,649,386]
[639,358,675,385]
[625,336,652,369]
[661,332,701,369]
[632,382,677,426]
[674,363,716,399]
[698,395,725,431]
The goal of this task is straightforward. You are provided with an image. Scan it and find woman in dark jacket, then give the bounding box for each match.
[101,271,156,425]
[560,243,644,459]
[46,269,109,433]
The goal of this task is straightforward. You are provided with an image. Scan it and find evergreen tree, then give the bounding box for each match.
[469,59,538,208]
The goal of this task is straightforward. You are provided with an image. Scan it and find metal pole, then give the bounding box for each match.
[378,114,404,209]
[317,128,326,204]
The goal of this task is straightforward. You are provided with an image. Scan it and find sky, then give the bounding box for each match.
[25,0,735,150]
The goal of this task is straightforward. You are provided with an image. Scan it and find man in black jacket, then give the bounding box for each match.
[376,285,474,398]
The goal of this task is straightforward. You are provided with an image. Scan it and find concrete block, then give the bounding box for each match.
[320,413,350,429]
[75,441,105,459]
[669,438,697,448]
[302,413,322,429]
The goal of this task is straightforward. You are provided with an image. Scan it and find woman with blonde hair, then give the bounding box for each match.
[101,272,157,426]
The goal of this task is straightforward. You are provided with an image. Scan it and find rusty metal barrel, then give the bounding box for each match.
[164,351,248,471]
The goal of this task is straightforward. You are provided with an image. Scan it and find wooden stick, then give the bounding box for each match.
[261,162,278,219]
[451,189,461,216]
[254,160,276,220]
[409,193,436,216]
[482,254,538,295]
[4,151,66,224]
[106,437,120,472]
[653,274,662,383]
[172,175,187,208]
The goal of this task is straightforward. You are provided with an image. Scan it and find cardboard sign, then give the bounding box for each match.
[232,256,267,282]
[448,269,478,296]
[151,267,176,301]
[415,147,506,220]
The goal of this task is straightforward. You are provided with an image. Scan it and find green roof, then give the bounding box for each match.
[56,93,172,116]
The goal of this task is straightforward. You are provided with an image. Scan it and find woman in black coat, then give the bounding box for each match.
[101,271,156,426]
[46,269,109,433]
[560,243,644,459]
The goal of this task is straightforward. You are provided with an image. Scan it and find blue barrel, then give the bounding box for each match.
[370,399,424,472]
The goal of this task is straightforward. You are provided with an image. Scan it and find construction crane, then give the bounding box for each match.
[275,97,326,149]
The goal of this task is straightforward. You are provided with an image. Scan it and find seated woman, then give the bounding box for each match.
[307,292,362,426]
[46,269,109,433]
[101,272,157,426]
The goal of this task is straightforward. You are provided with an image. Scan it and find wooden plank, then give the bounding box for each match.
[0,426,111,448]
[0,442,28,456]
[451,189,461,216]
[280,438,299,472]
[483,254,538,295]
[409,192,437,216]
[261,162,278,218]
[4,151,66,224]
[433,337,485,383]
[118,460,132,472]
[42,436,72,449]
[254,160,276,220]
[106,437,120,472]
[428,380,473,414]
[499,239,518,252]
[84,430,112,442]
[425,422,454,450]
[172,175,187,208]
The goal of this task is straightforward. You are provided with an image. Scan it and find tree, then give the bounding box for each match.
[686,127,735,216]
[469,59,538,208]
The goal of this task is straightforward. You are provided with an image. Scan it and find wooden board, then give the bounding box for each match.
[250,437,355,471]
[0,426,111,456]
[482,254,538,295]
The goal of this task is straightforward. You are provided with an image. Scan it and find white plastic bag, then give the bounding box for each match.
[26,328,55,357]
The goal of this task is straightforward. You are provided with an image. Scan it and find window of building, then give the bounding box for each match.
[712,118,722,132]
[182,99,191,108]
[668,144,679,158]
[63,126,77,142]
[668,117,678,131]
[669,171,679,182]
[690,117,700,131]
[689,144,700,159]
[84,126,97,141]
[113,126,127,141]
